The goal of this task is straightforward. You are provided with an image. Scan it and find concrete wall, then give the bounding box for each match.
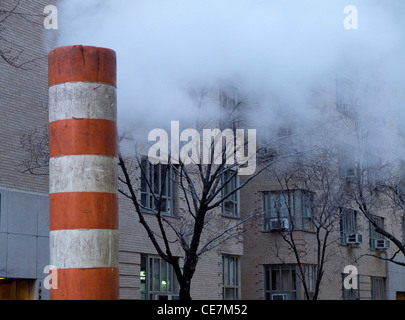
[0,188,50,299]
[386,254,405,300]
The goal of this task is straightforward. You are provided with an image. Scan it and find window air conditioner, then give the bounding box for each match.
[270,218,289,231]
[374,239,390,250]
[346,234,362,245]
[272,293,288,300]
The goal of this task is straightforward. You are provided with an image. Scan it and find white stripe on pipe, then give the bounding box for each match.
[49,155,118,194]
[50,229,119,269]
[49,82,117,122]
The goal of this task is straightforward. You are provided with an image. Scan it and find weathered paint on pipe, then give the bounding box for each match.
[49,82,117,122]
[50,229,119,269]
[49,45,118,300]
[49,155,118,194]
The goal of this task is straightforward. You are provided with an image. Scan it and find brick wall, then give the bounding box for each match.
[0,0,58,194]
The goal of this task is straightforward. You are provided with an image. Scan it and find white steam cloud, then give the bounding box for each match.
[55,0,405,160]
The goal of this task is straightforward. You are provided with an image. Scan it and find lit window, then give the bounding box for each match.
[140,255,178,300]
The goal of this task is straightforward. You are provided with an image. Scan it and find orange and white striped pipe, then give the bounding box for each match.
[48,45,119,300]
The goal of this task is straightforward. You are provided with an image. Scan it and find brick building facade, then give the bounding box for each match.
[0,0,56,300]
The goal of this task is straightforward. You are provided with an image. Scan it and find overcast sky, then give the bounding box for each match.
[56,0,405,159]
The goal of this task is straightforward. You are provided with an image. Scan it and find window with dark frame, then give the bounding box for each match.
[336,75,355,117]
[222,255,240,300]
[221,170,240,218]
[263,190,313,232]
[140,157,175,216]
[302,265,316,300]
[371,277,386,300]
[264,264,298,300]
[369,216,388,250]
[340,208,360,245]
[140,254,178,300]
[337,145,358,182]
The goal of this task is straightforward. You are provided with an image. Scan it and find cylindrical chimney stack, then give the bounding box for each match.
[48,45,119,300]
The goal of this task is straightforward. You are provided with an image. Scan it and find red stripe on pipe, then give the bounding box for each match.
[49,268,119,300]
[48,45,117,87]
[50,193,118,231]
[49,119,117,158]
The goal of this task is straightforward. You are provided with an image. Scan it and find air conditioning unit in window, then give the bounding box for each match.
[272,293,287,300]
[374,239,390,250]
[270,218,289,231]
[346,233,362,246]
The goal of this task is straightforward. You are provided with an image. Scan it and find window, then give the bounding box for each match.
[140,157,175,216]
[396,292,405,300]
[369,216,388,250]
[222,256,239,300]
[301,194,313,232]
[264,265,298,300]
[371,277,386,300]
[302,265,316,299]
[277,126,293,138]
[342,273,360,300]
[337,145,358,182]
[366,154,382,188]
[336,75,355,117]
[263,190,313,232]
[221,170,240,217]
[340,208,360,245]
[140,255,178,300]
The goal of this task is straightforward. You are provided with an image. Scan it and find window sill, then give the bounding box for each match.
[140,209,178,219]
[221,213,241,220]
[261,229,316,234]
[339,243,361,248]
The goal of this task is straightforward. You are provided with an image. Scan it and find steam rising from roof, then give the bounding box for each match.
[56,0,405,160]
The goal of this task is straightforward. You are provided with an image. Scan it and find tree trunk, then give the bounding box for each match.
[178,254,197,300]
[179,281,192,301]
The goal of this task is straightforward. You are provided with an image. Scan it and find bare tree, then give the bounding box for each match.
[348,158,405,266]
[337,89,405,267]
[19,126,49,175]
[264,145,347,300]
[117,87,273,300]
[0,0,48,69]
